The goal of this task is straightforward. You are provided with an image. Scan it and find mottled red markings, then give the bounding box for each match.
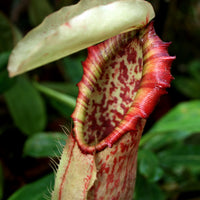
[82,36,143,145]
[134,58,143,73]
[141,13,150,27]
[99,162,110,175]
[87,125,143,200]
[64,22,71,27]
[44,52,49,56]
[66,22,175,199]
[118,61,128,84]
[72,22,174,154]
[110,82,117,95]
[110,145,118,155]
[82,163,95,198]
[129,130,138,137]
[120,142,130,153]
[127,45,137,64]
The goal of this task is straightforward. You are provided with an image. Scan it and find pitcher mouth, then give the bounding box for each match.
[71,22,175,154]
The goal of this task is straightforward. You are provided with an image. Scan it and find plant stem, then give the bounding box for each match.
[33,81,76,109]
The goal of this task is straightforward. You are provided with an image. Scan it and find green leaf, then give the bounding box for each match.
[0,12,14,52]
[48,98,74,117]
[28,0,53,26]
[0,163,3,200]
[149,101,200,133]
[138,149,163,182]
[0,52,16,94]
[41,82,78,97]
[33,82,76,109]
[8,0,155,77]
[141,131,194,151]
[33,82,76,118]
[140,101,200,149]
[0,12,22,53]
[23,132,67,157]
[174,76,200,99]
[134,174,166,200]
[158,144,200,168]
[173,60,200,98]
[8,174,54,200]
[62,56,84,84]
[0,51,10,71]
[0,70,16,94]
[188,60,200,80]
[4,77,46,135]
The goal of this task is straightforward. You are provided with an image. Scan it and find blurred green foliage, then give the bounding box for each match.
[8,174,54,200]
[23,132,67,158]
[0,0,200,200]
[136,101,200,200]
[174,60,200,99]
[4,76,47,135]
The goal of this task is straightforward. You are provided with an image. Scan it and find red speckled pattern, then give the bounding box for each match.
[54,22,175,200]
[72,22,174,154]
[83,35,143,145]
[87,120,146,200]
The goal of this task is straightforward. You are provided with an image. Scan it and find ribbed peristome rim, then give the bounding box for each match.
[71,22,175,154]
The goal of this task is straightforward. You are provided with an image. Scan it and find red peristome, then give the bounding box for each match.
[72,31,142,153]
[72,22,175,154]
[103,23,175,148]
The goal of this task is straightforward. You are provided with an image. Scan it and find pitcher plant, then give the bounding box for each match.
[7,0,175,199]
